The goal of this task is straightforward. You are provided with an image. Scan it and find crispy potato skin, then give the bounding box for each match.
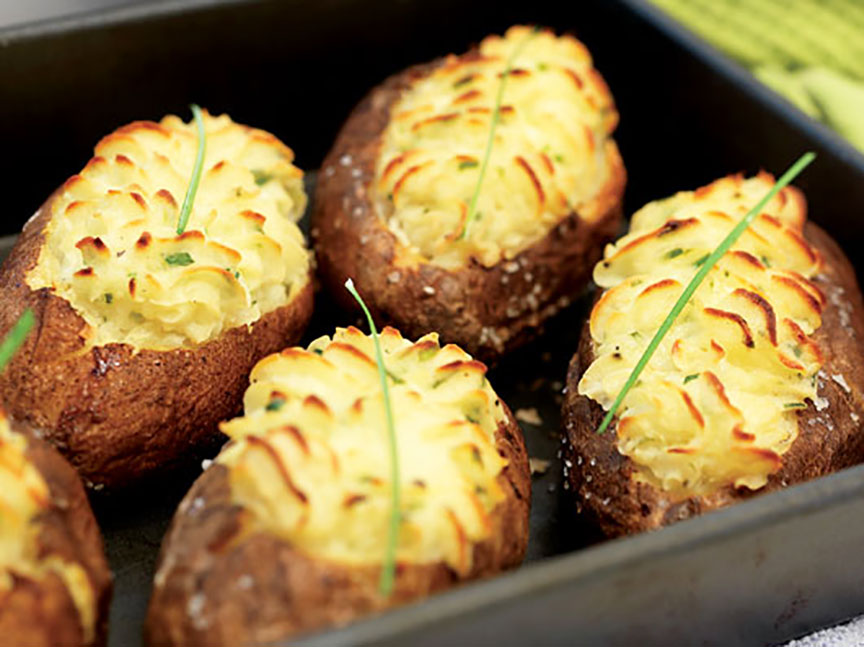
[562,223,864,537]
[144,407,530,645]
[313,58,625,363]
[0,428,112,646]
[0,194,314,490]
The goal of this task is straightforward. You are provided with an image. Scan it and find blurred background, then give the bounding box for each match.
[650,0,864,153]
[1,0,862,153]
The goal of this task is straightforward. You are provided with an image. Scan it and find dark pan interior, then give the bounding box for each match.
[2,0,864,645]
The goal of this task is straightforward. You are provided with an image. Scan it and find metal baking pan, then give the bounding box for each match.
[2,0,864,645]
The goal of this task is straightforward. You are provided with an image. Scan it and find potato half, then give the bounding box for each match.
[563,173,864,536]
[145,327,530,645]
[314,25,625,362]
[0,112,314,489]
[0,408,111,646]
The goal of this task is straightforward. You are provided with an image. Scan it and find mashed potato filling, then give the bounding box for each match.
[0,413,96,641]
[579,174,824,497]
[218,327,507,573]
[376,25,618,269]
[27,112,310,350]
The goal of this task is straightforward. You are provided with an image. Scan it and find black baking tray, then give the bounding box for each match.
[2,0,864,645]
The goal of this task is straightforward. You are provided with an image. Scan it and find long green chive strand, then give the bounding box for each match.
[460,26,540,240]
[596,152,816,435]
[0,309,34,371]
[344,279,401,596]
[176,104,207,235]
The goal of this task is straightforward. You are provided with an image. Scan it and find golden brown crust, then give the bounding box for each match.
[562,222,864,537]
[144,407,529,645]
[0,193,314,489]
[0,428,112,646]
[313,57,625,363]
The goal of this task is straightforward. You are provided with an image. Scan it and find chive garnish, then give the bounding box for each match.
[176,104,207,235]
[0,310,34,371]
[266,396,286,412]
[683,373,699,384]
[784,402,806,409]
[595,152,815,435]
[459,26,539,240]
[251,169,273,186]
[164,252,194,267]
[345,278,400,596]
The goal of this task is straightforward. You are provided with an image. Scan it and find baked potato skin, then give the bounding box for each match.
[313,58,625,363]
[0,427,112,646]
[562,223,864,537]
[0,192,314,490]
[144,409,530,645]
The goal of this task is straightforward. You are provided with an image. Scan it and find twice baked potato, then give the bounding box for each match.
[0,408,112,646]
[145,326,530,644]
[0,112,314,489]
[314,25,625,361]
[563,173,864,537]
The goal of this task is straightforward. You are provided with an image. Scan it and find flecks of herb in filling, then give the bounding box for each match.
[418,347,437,361]
[266,396,286,412]
[164,252,194,267]
[252,169,273,186]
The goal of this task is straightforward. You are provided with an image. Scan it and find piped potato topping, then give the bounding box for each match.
[376,25,618,269]
[27,112,310,350]
[579,174,824,497]
[0,413,96,641]
[217,327,508,573]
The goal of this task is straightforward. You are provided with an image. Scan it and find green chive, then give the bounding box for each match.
[0,310,34,372]
[683,373,699,384]
[693,254,710,267]
[266,396,286,412]
[345,278,400,596]
[386,368,405,385]
[251,169,273,186]
[596,152,816,435]
[784,402,806,409]
[176,104,207,235]
[164,252,194,267]
[418,347,437,361]
[460,26,539,240]
[458,160,479,170]
[666,248,685,259]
